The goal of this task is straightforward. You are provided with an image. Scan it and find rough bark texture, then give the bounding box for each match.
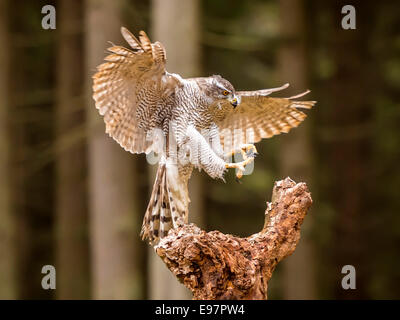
[154,178,312,300]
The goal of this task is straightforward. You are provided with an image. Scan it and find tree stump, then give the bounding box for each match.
[154,177,312,300]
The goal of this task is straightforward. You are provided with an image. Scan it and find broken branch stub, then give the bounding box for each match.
[154,177,312,300]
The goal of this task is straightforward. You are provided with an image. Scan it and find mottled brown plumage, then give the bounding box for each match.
[92,27,316,244]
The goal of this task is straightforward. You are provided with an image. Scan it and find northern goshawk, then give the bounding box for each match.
[92,27,315,244]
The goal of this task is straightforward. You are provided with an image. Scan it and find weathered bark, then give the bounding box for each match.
[154,178,312,300]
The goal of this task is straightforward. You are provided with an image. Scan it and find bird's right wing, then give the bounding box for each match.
[92,27,176,154]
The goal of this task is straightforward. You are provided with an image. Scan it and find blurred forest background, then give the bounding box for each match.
[0,0,399,299]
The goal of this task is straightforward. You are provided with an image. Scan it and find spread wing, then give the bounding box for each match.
[217,83,316,150]
[92,27,175,154]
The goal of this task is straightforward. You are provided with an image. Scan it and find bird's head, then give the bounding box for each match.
[209,75,240,108]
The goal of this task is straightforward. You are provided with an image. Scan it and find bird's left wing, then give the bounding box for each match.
[216,83,316,151]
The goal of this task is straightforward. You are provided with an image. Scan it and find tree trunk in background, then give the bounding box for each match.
[86,0,142,299]
[149,0,202,299]
[56,0,89,299]
[328,1,372,299]
[0,0,16,299]
[278,0,315,299]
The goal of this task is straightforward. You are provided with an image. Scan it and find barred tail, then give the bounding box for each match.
[141,160,190,244]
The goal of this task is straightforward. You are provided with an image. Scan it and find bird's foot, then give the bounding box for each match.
[225,156,255,179]
[241,144,258,159]
[225,144,258,160]
[225,144,257,179]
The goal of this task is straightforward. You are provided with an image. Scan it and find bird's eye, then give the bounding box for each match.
[222,90,229,96]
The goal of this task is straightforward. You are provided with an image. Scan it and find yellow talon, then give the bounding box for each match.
[225,156,255,179]
[241,144,258,158]
[225,144,258,161]
[224,144,257,179]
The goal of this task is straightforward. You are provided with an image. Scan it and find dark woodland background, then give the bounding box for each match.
[0,0,399,299]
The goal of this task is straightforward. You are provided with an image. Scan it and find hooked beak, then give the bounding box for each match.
[230,95,239,108]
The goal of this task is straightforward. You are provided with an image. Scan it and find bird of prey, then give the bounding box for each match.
[92,27,316,244]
